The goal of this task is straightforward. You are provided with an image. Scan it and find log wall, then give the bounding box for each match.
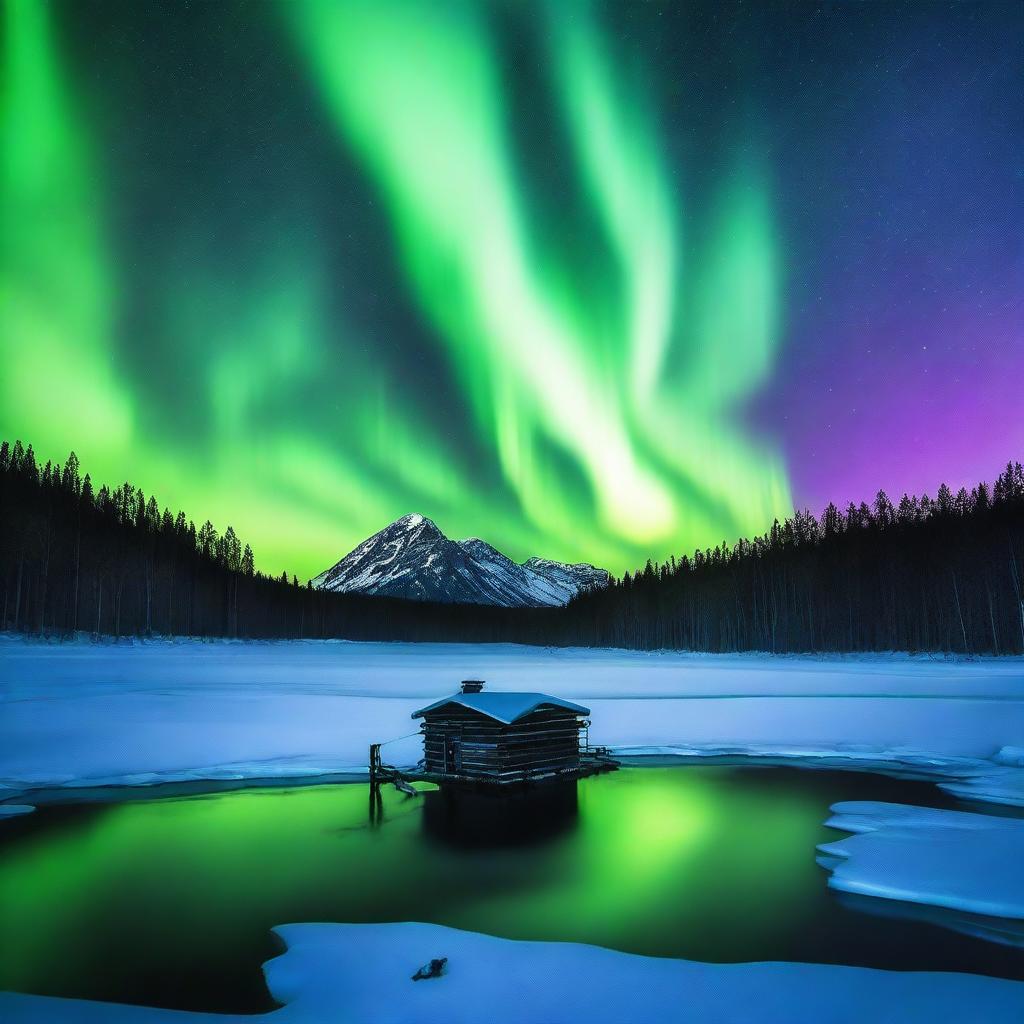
[420,706,586,783]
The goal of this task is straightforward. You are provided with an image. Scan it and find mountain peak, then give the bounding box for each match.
[310,520,609,607]
[394,513,429,529]
[372,513,445,544]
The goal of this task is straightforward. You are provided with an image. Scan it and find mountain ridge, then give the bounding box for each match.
[310,514,608,607]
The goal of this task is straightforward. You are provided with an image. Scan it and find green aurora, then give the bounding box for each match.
[1,0,791,578]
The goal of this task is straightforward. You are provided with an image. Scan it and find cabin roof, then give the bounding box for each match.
[411,691,590,725]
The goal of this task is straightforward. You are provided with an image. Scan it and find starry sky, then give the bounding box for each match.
[2,0,1021,579]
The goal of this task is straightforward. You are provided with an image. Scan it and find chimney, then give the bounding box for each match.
[460,679,485,694]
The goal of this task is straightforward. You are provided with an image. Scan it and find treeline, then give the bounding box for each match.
[0,439,535,642]
[2,437,1022,653]
[559,467,1024,655]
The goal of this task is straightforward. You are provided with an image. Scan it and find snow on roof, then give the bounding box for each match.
[412,691,590,724]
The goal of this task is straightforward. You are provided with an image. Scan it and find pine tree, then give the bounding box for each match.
[896,493,917,525]
[937,483,954,516]
[135,488,147,529]
[873,490,895,528]
[198,521,218,559]
[822,502,842,538]
[23,444,38,482]
[223,527,241,573]
[61,452,81,494]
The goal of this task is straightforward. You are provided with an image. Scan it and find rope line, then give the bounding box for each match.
[379,731,421,747]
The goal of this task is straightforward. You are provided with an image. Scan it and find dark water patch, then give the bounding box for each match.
[835,891,1024,950]
[0,767,1020,1014]
[421,780,580,848]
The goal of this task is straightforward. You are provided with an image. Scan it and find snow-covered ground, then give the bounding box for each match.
[2,635,1022,805]
[2,636,1023,1021]
[2,922,1023,1024]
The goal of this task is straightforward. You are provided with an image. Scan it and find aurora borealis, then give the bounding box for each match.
[2,1,1021,578]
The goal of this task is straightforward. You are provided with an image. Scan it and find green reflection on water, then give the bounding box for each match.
[0,768,830,1010]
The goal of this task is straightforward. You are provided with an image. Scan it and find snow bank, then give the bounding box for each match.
[2,922,1023,1023]
[938,746,1024,806]
[1,636,1022,814]
[819,801,1024,945]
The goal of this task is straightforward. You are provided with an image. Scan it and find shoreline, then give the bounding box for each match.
[6,629,1024,663]
[5,744,1024,817]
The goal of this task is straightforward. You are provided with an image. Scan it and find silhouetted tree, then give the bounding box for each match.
[1,439,1021,653]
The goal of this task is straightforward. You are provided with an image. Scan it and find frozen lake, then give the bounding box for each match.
[3,638,1023,801]
[1,766,1021,1015]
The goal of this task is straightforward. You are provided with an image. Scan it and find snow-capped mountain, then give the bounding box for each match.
[310,514,609,607]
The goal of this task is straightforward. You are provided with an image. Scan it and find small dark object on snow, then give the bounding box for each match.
[411,957,447,981]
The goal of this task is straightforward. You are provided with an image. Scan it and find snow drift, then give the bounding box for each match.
[1,922,1022,1023]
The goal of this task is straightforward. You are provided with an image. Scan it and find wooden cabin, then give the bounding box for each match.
[411,681,592,786]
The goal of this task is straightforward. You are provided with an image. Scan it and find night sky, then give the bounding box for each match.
[3,0,1021,578]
